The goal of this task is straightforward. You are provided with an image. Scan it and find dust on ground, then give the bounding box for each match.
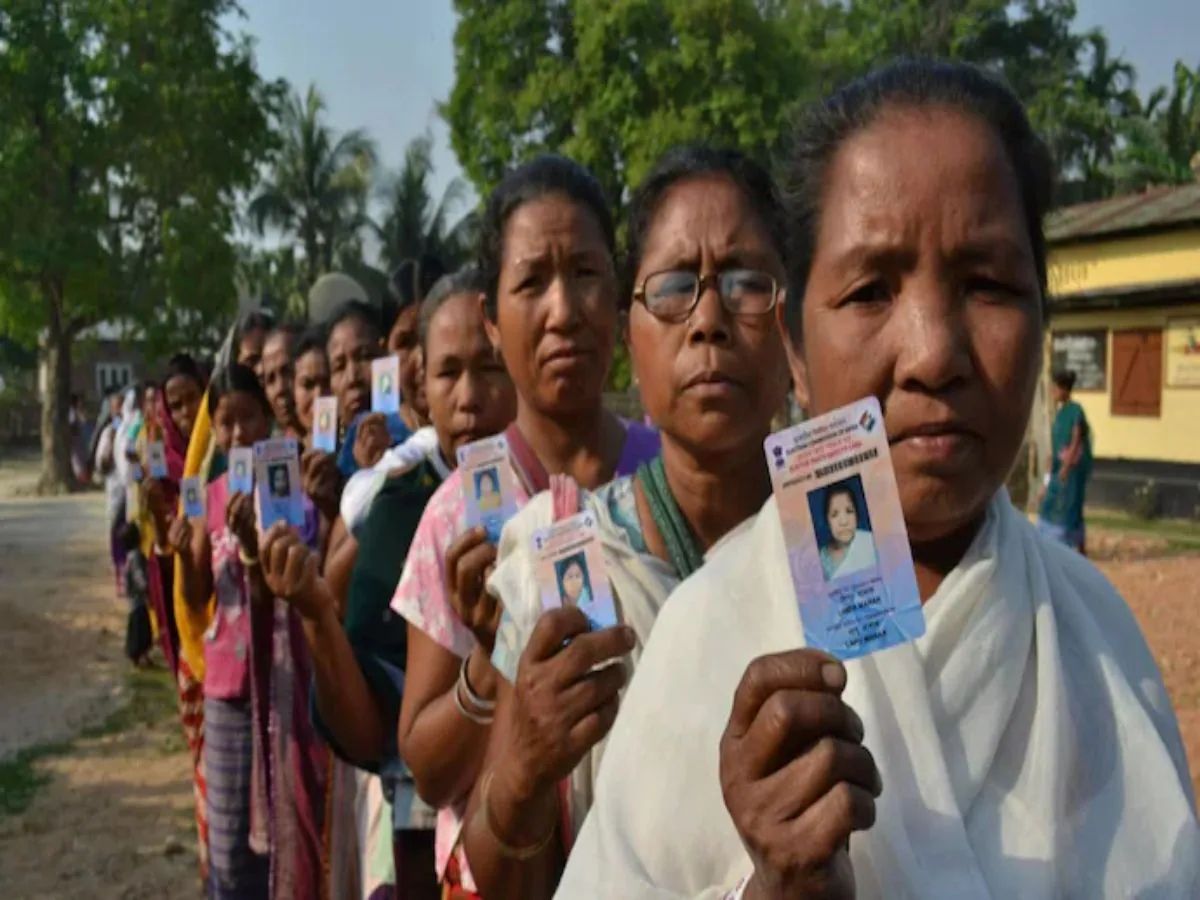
[0,450,199,897]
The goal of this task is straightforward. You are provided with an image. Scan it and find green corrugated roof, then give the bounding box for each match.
[1046,182,1200,244]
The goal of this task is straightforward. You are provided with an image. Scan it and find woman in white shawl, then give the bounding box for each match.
[458,146,794,898]
[557,59,1199,900]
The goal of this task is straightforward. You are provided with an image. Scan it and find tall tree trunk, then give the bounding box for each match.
[38,279,75,495]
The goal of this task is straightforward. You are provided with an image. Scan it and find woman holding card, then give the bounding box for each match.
[260,268,515,900]
[460,145,792,897]
[556,59,1199,899]
[170,363,328,900]
[291,329,332,446]
[141,353,206,678]
[391,155,659,897]
[170,363,276,897]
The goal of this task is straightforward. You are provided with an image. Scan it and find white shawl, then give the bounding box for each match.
[557,493,1199,899]
[488,483,682,839]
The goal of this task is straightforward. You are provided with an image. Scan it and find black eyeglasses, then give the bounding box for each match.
[632,268,781,321]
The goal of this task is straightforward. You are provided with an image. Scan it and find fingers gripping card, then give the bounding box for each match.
[312,396,338,454]
[254,437,304,529]
[147,441,168,479]
[532,510,618,631]
[371,355,401,415]
[457,434,520,543]
[228,446,254,496]
[181,476,205,520]
[764,396,924,660]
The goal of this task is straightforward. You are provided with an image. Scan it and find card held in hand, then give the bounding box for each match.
[312,396,338,454]
[532,510,618,631]
[228,446,254,496]
[181,476,205,520]
[147,441,168,479]
[371,355,401,415]
[457,434,519,543]
[764,396,924,660]
[254,437,304,529]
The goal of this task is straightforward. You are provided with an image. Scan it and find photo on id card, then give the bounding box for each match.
[181,475,205,520]
[254,437,304,529]
[532,510,617,631]
[764,396,924,660]
[228,446,254,496]
[457,434,519,543]
[311,395,338,454]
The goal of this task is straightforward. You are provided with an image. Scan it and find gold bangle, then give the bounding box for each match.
[238,548,259,567]
[477,769,557,861]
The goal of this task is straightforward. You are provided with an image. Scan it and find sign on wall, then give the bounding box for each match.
[1050,330,1107,391]
[1166,318,1200,388]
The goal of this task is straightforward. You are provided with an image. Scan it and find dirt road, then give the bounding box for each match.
[0,464,198,898]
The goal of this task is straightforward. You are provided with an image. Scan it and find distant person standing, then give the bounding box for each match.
[1038,370,1092,553]
[68,392,92,484]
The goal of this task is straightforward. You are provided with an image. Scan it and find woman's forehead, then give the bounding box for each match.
[813,107,1031,269]
[503,194,608,260]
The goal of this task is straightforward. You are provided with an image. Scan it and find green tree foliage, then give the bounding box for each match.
[374,132,475,271]
[444,0,1198,212]
[0,0,280,491]
[1108,61,1200,192]
[443,0,806,209]
[248,84,377,290]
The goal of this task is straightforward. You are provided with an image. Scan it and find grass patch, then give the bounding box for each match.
[81,666,181,743]
[1086,509,1200,552]
[0,666,181,818]
[0,742,67,817]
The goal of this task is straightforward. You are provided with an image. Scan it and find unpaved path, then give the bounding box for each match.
[1099,552,1200,799]
[0,455,199,897]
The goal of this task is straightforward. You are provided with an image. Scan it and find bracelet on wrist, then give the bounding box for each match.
[476,769,557,861]
[459,654,497,712]
[453,680,494,725]
[238,547,259,567]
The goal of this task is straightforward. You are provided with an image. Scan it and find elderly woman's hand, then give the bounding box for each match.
[493,607,633,805]
[353,413,391,470]
[720,649,880,900]
[445,526,503,652]
[261,522,331,621]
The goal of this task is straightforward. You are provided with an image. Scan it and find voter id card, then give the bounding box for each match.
[457,434,519,543]
[532,510,618,631]
[371,355,401,415]
[228,446,254,496]
[146,441,168,479]
[181,476,205,520]
[254,437,304,529]
[764,396,924,660]
[311,396,338,454]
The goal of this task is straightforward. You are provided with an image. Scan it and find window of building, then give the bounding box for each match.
[96,363,133,397]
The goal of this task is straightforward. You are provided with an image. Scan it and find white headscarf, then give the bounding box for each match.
[557,493,1199,899]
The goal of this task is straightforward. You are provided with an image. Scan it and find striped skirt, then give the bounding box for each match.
[204,696,270,898]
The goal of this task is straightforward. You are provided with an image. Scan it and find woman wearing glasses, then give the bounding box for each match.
[458,145,792,898]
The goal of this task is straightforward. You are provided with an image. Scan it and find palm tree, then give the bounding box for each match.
[1108,61,1200,192]
[1076,32,1139,185]
[374,133,475,271]
[248,85,377,288]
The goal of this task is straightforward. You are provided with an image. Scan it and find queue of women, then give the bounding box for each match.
[99,59,1196,899]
